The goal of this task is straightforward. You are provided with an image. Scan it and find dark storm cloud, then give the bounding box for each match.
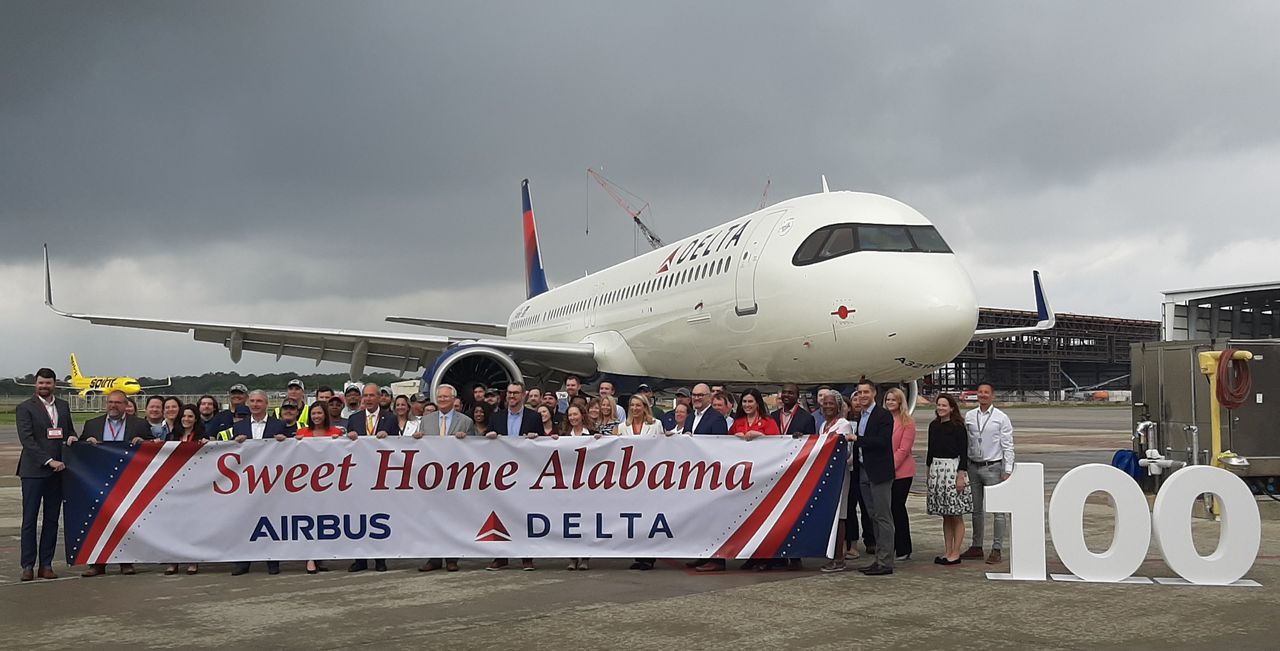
[2,1,1279,374]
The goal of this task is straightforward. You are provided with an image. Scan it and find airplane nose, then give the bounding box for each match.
[897,261,979,365]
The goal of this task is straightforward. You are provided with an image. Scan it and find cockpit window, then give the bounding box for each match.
[907,225,952,253]
[792,223,952,266]
[857,225,914,252]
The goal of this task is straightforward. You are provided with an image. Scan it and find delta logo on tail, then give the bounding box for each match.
[475,511,511,542]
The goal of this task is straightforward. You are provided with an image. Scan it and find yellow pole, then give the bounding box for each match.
[1197,349,1253,469]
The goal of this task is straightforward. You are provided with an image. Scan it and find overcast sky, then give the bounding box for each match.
[3,1,1279,378]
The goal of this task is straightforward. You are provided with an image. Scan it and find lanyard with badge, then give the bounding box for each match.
[106,419,124,442]
[45,399,64,440]
[781,405,798,433]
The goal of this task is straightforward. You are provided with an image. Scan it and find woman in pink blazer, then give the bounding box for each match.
[885,387,916,561]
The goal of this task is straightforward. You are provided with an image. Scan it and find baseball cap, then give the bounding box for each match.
[280,400,300,411]
[674,387,691,397]
[411,392,428,403]
[229,383,249,394]
[485,387,500,397]
[637,383,652,391]
[343,383,362,395]
[287,378,305,390]
[233,405,251,416]
[379,386,393,396]
[327,395,345,404]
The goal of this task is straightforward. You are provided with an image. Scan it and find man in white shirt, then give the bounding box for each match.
[961,382,1015,565]
[417,384,472,573]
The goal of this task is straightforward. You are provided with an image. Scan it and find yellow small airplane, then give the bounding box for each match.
[15,354,171,396]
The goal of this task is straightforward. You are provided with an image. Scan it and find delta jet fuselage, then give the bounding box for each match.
[505,191,979,385]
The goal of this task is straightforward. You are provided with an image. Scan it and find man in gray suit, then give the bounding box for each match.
[413,384,473,440]
[16,367,75,581]
[415,384,471,572]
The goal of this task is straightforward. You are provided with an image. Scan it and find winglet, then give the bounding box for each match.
[43,244,69,316]
[821,175,830,193]
[522,179,550,299]
[970,270,1056,340]
[1032,270,1054,328]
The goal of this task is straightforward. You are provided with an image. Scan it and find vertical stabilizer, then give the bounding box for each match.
[70,353,84,381]
[522,179,550,298]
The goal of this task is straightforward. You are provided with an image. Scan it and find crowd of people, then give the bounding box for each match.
[15,366,1016,581]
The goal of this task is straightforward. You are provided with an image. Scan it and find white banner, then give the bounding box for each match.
[64,434,846,563]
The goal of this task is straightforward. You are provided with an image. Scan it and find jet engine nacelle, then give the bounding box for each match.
[424,345,524,408]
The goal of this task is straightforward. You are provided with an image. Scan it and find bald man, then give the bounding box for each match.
[346,383,400,440]
[688,383,728,435]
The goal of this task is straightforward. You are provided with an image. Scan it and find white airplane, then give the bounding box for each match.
[43,179,1053,404]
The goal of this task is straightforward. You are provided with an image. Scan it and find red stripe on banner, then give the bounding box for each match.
[753,435,839,558]
[92,442,204,564]
[74,443,164,565]
[713,435,820,559]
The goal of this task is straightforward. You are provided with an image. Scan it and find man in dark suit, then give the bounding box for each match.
[852,380,896,576]
[74,389,154,577]
[484,382,541,439]
[772,383,816,437]
[15,368,75,581]
[229,390,292,576]
[344,384,398,572]
[688,383,728,435]
[485,382,539,571]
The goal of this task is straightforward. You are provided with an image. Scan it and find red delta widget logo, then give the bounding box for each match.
[476,510,673,541]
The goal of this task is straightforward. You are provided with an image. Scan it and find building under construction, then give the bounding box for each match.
[926,308,1160,397]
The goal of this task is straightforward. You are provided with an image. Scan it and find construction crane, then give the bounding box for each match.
[587,168,664,250]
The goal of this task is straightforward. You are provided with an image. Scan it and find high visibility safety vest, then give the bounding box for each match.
[273,405,309,429]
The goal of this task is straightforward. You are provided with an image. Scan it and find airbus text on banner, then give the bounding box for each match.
[63,436,847,563]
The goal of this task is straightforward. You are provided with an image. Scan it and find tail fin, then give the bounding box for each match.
[70,353,84,381]
[522,179,550,299]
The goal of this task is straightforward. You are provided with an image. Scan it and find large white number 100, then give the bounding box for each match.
[984,462,1261,585]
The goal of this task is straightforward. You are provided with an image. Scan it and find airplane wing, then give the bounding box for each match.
[971,270,1056,340]
[384,316,508,337]
[138,378,174,390]
[43,246,595,378]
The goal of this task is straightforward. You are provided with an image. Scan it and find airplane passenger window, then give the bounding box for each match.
[858,225,914,252]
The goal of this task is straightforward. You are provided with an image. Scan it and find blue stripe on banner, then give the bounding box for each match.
[62,443,140,564]
[775,439,848,558]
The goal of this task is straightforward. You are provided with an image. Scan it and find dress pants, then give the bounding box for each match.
[20,475,63,570]
[890,477,913,557]
[844,470,876,549]
[858,467,895,569]
[969,462,1007,551]
[234,561,281,573]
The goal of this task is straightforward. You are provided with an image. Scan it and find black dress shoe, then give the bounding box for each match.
[348,560,368,572]
[374,560,387,572]
[863,565,893,576]
[857,563,882,574]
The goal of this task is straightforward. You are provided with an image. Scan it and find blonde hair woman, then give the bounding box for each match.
[615,395,664,437]
[884,387,916,561]
[595,395,621,435]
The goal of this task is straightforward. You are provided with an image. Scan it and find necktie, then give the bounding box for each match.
[367,412,375,435]
[439,413,446,436]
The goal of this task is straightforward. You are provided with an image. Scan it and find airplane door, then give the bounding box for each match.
[734,210,787,316]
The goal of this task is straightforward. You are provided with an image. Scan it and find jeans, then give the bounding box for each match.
[969,462,1007,551]
[20,475,62,570]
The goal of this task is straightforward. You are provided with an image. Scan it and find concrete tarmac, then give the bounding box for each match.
[2,406,1278,650]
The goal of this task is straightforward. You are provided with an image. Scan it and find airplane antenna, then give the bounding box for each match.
[758,178,771,210]
[588,168,664,251]
[821,175,830,193]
